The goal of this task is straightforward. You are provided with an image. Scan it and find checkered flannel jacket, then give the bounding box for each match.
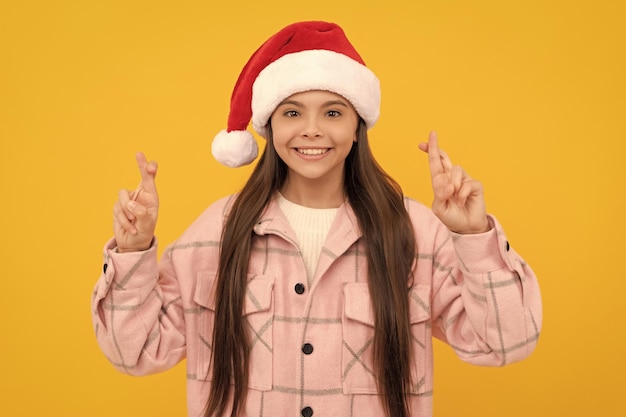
[92,194,542,417]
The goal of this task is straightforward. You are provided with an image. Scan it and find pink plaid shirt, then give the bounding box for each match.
[92,194,542,417]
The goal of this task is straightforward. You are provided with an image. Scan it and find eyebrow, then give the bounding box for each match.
[277,99,350,108]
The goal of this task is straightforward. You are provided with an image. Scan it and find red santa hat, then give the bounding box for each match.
[211,21,381,167]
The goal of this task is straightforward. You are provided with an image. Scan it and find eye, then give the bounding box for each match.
[284,110,299,117]
[326,110,341,117]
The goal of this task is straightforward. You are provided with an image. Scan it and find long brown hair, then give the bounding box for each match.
[204,119,416,417]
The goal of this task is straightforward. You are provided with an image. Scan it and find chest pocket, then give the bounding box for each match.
[193,271,275,391]
[342,283,432,395]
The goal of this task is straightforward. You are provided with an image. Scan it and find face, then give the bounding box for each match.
[269,90,359,194]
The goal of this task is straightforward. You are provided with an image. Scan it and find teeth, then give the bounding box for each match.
[297,148,328,155]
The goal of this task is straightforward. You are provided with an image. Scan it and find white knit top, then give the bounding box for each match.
[276,193,339,281]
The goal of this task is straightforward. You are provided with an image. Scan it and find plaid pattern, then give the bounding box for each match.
[92,195,542,417]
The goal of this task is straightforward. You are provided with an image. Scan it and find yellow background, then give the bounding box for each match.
[1,0,624,416]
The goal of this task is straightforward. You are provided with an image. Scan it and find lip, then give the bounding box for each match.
[293,147,331,160]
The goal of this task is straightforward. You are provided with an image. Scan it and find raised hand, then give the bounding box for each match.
[418,132,490,234]
[113,152,159,252]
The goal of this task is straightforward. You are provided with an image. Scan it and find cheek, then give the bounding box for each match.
[271,135,292,161]
[271,131,289,150]
[270,121,294,142]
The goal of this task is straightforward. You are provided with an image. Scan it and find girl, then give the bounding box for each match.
[93,21,542,417]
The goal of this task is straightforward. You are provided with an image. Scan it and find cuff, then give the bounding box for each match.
[101,237,159,290]
[450,216,507,273]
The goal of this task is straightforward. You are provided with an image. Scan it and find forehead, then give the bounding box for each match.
[279,90,353,107]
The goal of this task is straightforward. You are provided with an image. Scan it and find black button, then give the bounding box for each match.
[301,406,313,417]
[103,263,108,274]
[302,343,314,355]
[505,241,510,251]
[295,283,305,294]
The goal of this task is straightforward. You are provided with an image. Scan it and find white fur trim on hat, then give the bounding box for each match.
[211,129,258,168]
[251,49,380,138]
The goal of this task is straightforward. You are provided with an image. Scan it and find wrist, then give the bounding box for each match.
[117,237,154,253]
[454,218,491,235]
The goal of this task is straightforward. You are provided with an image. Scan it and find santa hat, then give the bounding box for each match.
[211,21,381,167]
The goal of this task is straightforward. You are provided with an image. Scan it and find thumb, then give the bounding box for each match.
[127,198,157,239]
[127,200,146,216]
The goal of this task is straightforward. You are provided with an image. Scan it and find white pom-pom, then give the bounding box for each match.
[211,129,258,168]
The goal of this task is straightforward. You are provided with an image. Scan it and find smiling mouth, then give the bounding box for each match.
[296,148,330,155]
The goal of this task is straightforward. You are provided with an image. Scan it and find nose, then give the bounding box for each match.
[301,115,322,138]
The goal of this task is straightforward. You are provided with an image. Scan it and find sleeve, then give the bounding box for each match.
[91,238,186,376]
[429,215,543,366]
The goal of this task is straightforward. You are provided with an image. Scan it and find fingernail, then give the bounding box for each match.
[127,200,137,212]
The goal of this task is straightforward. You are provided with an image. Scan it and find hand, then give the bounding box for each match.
[418,132,489,234]
[113,152,159,252]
